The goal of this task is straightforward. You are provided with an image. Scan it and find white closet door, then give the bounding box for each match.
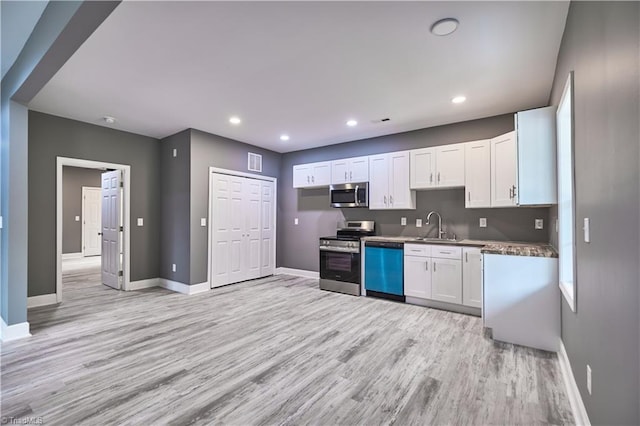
[211,174,244,286]
[245,178,262,280]
[101,170,122,289]
[260,181,275,276]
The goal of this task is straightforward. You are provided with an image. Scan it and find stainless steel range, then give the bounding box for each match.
[319,221,375,296]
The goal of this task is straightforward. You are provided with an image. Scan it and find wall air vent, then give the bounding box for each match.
[248,152,263,173]
[370,117,391,123]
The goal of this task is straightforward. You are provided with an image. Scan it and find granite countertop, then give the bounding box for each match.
[362,236,558,258]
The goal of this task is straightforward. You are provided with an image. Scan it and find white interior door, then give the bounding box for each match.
[101,170,122,289]
[245,178,262,281]
[260,180,275,276]
[82,187,102,257]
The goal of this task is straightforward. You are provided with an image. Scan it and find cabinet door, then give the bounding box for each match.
[404,255,431,299]
[410,148,436,189]
[331,159,349,185]
[388,151,415,209]
[464,140,491,208]
[431,258,462,304]
[369,154,389,209]
[311,162,331,187]
[292,164,312,188]
[436,144,465,187]
[462,248,482,308]
[491,132,517,207]
[349,156,369,182]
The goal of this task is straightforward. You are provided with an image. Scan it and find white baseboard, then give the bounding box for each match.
[275,267,319,279]
[1,317,31,342]
[128,278,160,291]
[62,252,83,260]
[28,293,59,308]
[159,279,210,295]
[558,339,591,426]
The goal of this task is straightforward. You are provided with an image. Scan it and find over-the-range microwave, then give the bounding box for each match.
[330,183,368,208]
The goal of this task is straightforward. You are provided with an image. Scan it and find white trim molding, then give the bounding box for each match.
[128,278,160,291]
[27,294,59,308]
[159,279,210,295]
[62,252,83,260]
[558,339,591,426]
[275,267,319,279]
[1,318,31,342]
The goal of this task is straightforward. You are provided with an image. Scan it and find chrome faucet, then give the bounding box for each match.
[426,211,446,239]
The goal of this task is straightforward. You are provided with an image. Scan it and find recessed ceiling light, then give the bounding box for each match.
[103,116,116,124]
[280,134,290,141]
[431,18,459,36]
[229,116,241,125]
[452,96,467,104]
[346,119,358,127]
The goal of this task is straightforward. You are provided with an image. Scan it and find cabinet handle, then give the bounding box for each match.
[384,195,387,205]
[350,171,353,180]
[509,187,513,199]
[307,176,310,183]
[433,262,436,272]
[425,261,428,271]
[430,173,433,183]
[389,195,393,205]
[438,172,441,183]
[465,252,468,262]
[468,191,471,202]
[345,171,347,180]
[512,185,517,200]
[312,176,315,183]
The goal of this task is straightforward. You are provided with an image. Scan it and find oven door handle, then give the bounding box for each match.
[319,246,359,254]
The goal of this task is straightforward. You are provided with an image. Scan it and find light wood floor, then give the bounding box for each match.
[1,265,574,425]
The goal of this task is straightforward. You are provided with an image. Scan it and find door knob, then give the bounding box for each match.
[98,232,103,236]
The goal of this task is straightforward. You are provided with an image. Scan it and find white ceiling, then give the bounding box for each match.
[29,1,569,153]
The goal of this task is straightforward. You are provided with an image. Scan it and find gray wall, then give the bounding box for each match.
[28,111,161,297]
[548,2,640,424]
[189,129,281,284]
[159,130,191,283]
[62,166,102,254]
[278,114,550,272]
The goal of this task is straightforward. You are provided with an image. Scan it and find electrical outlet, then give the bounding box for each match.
[584,218,590,243]
[137,218,144,227]
[75,216,80,222]
[416,218,422,227]
[294,218,299,225]
[172,148,177,158]
[200,218,207,227]
[172,264,176,272]
[587,365,592,395]
[479,218,487,228]
[535,219,544,230]
[401,217,407,226]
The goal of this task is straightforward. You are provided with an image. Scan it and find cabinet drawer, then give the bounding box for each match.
[404,244,431,257]
[430,245,462,259]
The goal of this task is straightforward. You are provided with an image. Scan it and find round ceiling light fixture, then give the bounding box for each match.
[229,116,241,125]
[431,18,459,36]
[103,116,116,124]
[280,134,290,141]
[346,119,358,127]
[451,95,467,104]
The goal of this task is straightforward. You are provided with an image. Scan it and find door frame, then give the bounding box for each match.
[56,157,131,302]
[207,167,277,288]
[81,186,102,257]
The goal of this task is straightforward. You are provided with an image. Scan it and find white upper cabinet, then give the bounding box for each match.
[369,151,416,210]
[410,148,436,189]
[491,131,518,207]
[515,106,557,206]
[292,161,331,188]
[410,143,464,189]
[464,140,491,208]
[331,156,369,184]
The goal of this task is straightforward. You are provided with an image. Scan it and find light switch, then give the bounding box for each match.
[0,216,3,229]
[584,218,590,243]
[172,264,176,272]
[416,219,422,227]
[294,218,299,225]
[137,218,144,227]
[401,217,407,226]
[75,216,80,222]
[535,219,544,230]
[200,218,207,227]
[172,148,177,158]
[479,218,487,228]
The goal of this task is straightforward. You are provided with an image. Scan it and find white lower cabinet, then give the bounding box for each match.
[462,248,483,308]
[403,253,431,299]
[431,257,462,304]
